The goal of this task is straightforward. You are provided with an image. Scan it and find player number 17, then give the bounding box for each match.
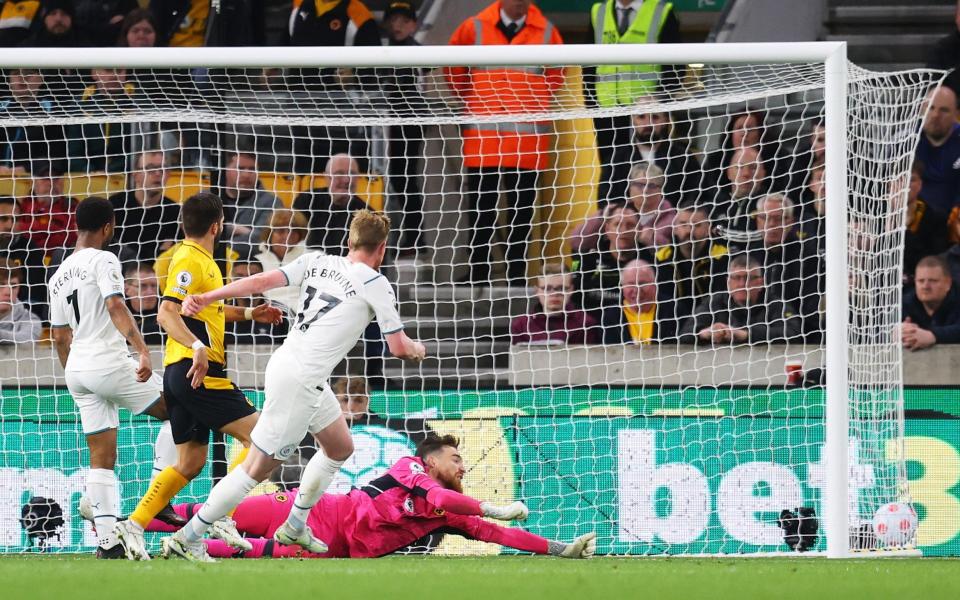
[295,286,341,331]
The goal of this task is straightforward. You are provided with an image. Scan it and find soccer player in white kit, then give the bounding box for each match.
[164,209,425,561]
[47,196,180,558]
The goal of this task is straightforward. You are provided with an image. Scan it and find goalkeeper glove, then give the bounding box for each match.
[552,532,597,559]
[480,501,529,521]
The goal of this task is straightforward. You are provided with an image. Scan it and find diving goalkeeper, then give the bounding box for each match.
[93,434,595,560]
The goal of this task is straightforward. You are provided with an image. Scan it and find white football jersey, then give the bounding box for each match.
[278,252,404,384]
[48,248,129,371]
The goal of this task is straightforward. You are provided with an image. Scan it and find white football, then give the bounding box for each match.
[872,502,918,547]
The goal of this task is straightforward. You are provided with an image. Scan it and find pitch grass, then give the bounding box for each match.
[1,555,958,600]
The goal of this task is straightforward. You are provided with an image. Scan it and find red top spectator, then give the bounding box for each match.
[16,161,76,251]
[511,264,598,345]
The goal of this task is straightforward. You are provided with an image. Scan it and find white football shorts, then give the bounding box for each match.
[65,358,163,434]
[251,348,342,460]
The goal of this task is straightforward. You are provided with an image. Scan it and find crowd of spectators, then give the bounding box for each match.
[0,0,956,357]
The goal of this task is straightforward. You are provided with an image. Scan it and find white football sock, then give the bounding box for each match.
[151,421,176,484]
[286,454,344,532]
[87,468,118,548]
[183,467,258,543]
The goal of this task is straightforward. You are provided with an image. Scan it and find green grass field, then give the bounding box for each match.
[1,555,958,600]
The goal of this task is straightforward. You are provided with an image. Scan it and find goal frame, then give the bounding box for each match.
[3,41,855,557]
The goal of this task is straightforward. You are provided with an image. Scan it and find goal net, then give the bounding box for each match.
[0,44,939,557]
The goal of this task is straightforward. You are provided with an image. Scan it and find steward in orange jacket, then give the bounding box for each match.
[447,1,563,285]
[447,1,564,171]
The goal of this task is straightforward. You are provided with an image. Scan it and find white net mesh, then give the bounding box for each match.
[0,52,939,556]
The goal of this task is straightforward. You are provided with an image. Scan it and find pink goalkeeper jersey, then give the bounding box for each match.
[178,456,549,558]
[330,456,483,557]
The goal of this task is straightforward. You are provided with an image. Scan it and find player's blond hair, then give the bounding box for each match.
[348,209,391,251]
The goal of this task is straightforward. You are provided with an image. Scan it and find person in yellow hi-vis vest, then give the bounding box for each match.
[586,0,681,206]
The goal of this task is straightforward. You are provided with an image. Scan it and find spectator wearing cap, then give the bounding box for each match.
[255,208,310,313]
[915,86,960,217]
[21,0,85,46]
[0,68,65,176]
[447,0,564,284]
[902,255,960,350]
[67,66,139,173]
[511,263,598,345]
[108,150,181,264]
[0,0,42,47]
[0,258,41,343]
[74,0,137,46]
[16,161,76,252]
[680,253,802,345]
[383,1,426,254]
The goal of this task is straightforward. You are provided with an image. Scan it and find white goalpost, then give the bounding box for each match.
[0,42,941,558]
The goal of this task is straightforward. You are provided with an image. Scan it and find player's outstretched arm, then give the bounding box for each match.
[223,304,284,324]
[385,330,426,363]
[181,270,287,316]
[105,295,153,382]
[421,485,528,521]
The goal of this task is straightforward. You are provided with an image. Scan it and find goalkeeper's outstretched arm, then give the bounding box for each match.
[445,513,596,559]
[419,485,529,521]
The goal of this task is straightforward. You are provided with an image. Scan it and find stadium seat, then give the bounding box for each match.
[0,177,32,198]
[258,172,299,207]
[164,169,210,203]
[63,173,126,200]
[297,174,385,212]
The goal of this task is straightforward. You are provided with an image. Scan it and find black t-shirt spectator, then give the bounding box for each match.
[74,0,138,46]
[653,241,729,342]
[287,0,381,91]
[905,199,950,281]
[292,189,366,255]
[130,307,163,344]
[745,232,824,341]
[21,7,85,47]
[0,1,42,47]
[0,96,66,172]
[903,284,960,344]
[108,191,181,264]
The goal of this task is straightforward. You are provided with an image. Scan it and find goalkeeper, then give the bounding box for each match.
[122,434,595,560]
